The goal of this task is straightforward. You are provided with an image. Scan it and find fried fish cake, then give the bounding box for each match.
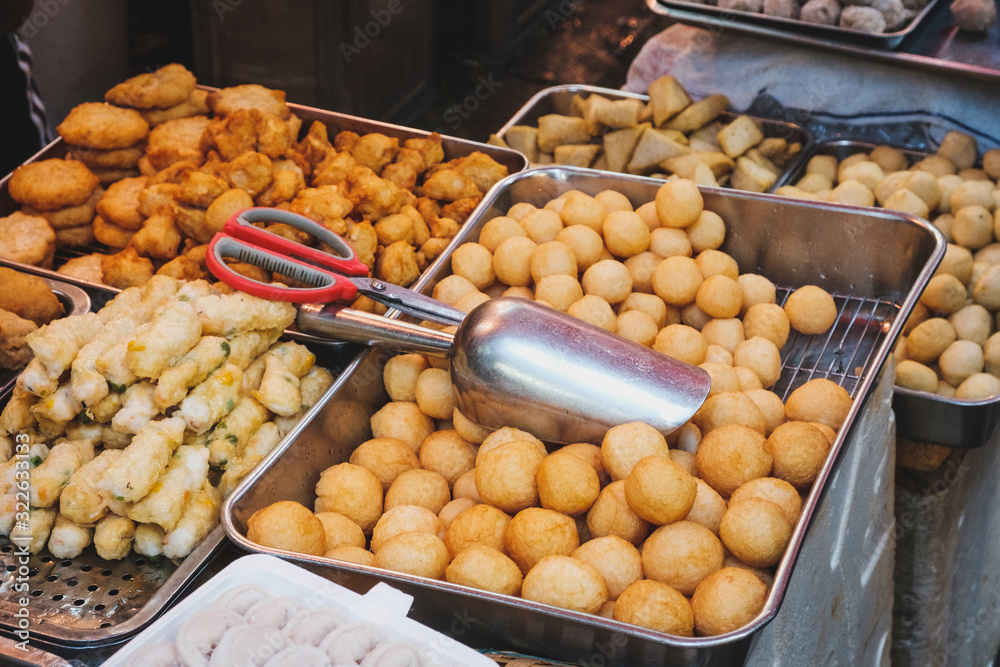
[0,268,63,325]
[139,89,210,127]
[92,214,136,249]
[68,145,145,170]
[206,84,290,119]
[9,159,100,211]
[131,213,182,260]
[0,211,56,267]
[22,187,102,230]
[57,254,105,284]
[57,102,149,150]
[54,224,97,248]
[146,116,211,171]
[100,246,154,288]
[105,63,197,109]
[155,255,205,281]
[0,308,37,370]
[92,167,142,186]
[96,176,148,230]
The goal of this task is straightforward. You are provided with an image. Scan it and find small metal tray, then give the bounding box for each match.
[496,83,814,192]
[647,0,942,49]
[775,139,1000,449]
[223,167,944,666]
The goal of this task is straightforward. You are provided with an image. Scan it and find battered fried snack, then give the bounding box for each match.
[9,158,100,211]
[0,309,37,370]
[131,213,182,260]
[105,63,197,109]
[145,116,211,171]
[100,246,154,289]
[0,268,63,325]
[22,186,103,229]
[0,211,56,267]
[92,215,136,249]
[68,145,145,170]
[57,102,149,150]
[247,500,325,556]
[96,176,148,230]
[207,83,291,120]
[139,89,210,127]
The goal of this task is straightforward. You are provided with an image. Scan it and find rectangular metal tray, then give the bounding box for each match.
[496,84,814,193]
[223,167,944,666]
[776,139,1000,449]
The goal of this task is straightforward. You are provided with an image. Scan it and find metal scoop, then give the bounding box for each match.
[297,297,710,444]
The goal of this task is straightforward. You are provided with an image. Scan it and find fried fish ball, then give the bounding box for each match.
[614,579,693,636]
[451,406,490,445]
[615,310,659,347]
[696,425,772,498]
[556,225,604,271]
[653,324,707,367]
[325,545,375,565]
[696,275,742,319]
[906,318,957,364]
[536,452,600,516]
[742,389,786,436]
[445,544,523,596]
[582,260,633,304]
[314,463,383,532]
[652,256,703,307]
[523,555,607,614]
[784,285,838,335]
[949,304,991,347]
[559,191,607,231]
[655,179,703,229]
[602,421,670,481]
[348,437,420,491]
[649,227,692,260]
[742,303,790,350]
[938,339,985,387]
[951,206,994,250]
[642,520,724,596]
[783,378,852,431]
[570,536,641,602]
[478,216,526,253]
[732,337,782,389]
[444,503,510,556]
[477,426,546,462]
[372,530,449,579]
[603,211,651,258]
[698,362,740,397]
[684,479,727,535]
[691,567,767,636]
[450,243,495,290]
[371,505,443,552]
[492,236,537,287]
[431,275,478,307]
[559,442,609,485]
[587,480,650,545]
[505,507,579,574]
[414,368,456,420]
[439,497,476,529]
[619,292,671,329]
[695,249,739,280]
[475,441,546,514]
[700,318,744,354]
[719,498,790,568]
[736,275,776,316]
[974,264,1000,310]
[763,421,831,488]
[383,354,430,403]
[419,430,476,487]
[624,455,697,525]
[314,511,366,551]
[687,210,726,253]
[955,372,1000,399]
[370,401,436,453]
[247,501,326,556]
[452,469,479,502]
[385,469,451,515]
[694,391,767,436]
[534,274,584,312]
[566,295,617,331]
[520,208,564,244]
[729,477,802,526]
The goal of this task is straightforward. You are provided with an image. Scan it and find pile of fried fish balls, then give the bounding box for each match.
[781,133,1000,401]
[250,179,854,638]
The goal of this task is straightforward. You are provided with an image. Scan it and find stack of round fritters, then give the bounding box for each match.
[58,102,149,185]
[105,63,208,129]
[7,158,101,252]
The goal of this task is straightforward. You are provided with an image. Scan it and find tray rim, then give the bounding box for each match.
[223,166,947,652]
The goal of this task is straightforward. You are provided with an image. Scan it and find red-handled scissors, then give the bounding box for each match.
[206,208,465,326]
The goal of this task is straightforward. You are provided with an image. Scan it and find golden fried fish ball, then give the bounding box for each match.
[432,274,479,306]
[699,362,740,397]
[530,241,578,283]
[587,480,650,546]
[247,501,326,556]
[504,285,536,299]
[704,345,734,366]
[506,507,579,574]
[680,303,712,330]
[572,535,642,601]
[438,498,477,529]
[372,531,450,580]
[742,388,786,436]
[732,337,782,389]
[595,189,633,213]
[809,422,837,445]
[534,274,583,312]
[742,303,790,349]
[507,201,536,220]
[370,401,436,453]
[444,503,510,557]
[582,259,633,304]
[694,391,767,436]
[314,512,366,551]
[479,216,527,253]
[784,285,838,335]
[691,567,767,636]
[737,274,777,316]
[696,275,742,319]
[522,555,608,614]
[949,304,991,347]
[385,468,452,514]
[734,366,764,391]
[655,179,703,229]
[559,191,607,232]
[559,442,609,485]
[719,499,791,568]
[556,225,604,271]
[326,545,375,565]
[314,463,383,532]
[520,208,564,244]
[723,556,774,589]
[669,449,697,476]
[452,406,491,445]
[955,372,1000,399]
[492,236,537,287]
[652,256,703,307]
[642,520,724,596]
[763,421,831,489]
[614,579,693,636]
[695,425,772,498]
[616,310,659,347]
[452,469,480,502]
[650,227,693,258]
[567,295,617,331]
[475,441,546,514]
[454,289,491,314]
[906,318,957,364]
[383,354,430,403]
[895,358,940,392]
[451,242,495,290]
[920,274,968,316]
[695,249,739,280]
[686,479,727,535]
[602,421,670,481]
[348,437,420,491]
[536,453,600,516]
[419,430,476,487]
[477,427,546,463]
[371,505,444,553]
[624,251,660,294]
[445,544,523,596]
[729,477,802,526]
[701,318,745,353]
[687,210,726,253]
[414,368,456,420]
[654,324,708,366]
[619,292,671,329]
[938,339,985,387]
[635,200,660,230]
[624,455,697,525]
[603,210,651,258]
[783,378,852,431]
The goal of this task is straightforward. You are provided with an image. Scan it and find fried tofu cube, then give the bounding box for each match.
[717,115,765,159]
[504,126,540,163]
[660,151,735,179]
[603,124,648,173]
[648,75,692,127]
[537,114,591,153]
[594,98,644,129]
[553,144,601,168]
[731,157,778,193]
[665,94,729,133]
[626,129,690,175]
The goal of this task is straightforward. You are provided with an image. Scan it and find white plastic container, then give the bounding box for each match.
[104,554,494,667]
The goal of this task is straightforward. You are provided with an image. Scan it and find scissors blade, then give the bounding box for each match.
[351,278,466,326]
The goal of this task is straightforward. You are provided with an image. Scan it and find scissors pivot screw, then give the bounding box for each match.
[370,280,387,292]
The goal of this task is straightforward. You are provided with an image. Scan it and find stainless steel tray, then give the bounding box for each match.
[648,0,941,49]
[648,0,1000,84]
[497,84,814,193]
[772,138,932,190]
[223,167,944,666]
[776,139,999,449]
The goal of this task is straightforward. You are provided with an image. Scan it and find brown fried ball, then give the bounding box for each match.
[695,424,773,498]
[763,421,831,488]
[372,531,450,579]
[247,500,325,556]
[522,555,608,614]
[536,452,601,516]
[729,477,802,526]
[349,437,420,491]
[784,285,838,335]
[414,368,457,420]
[614,579,694,636]
[325,545,375,566]
[624,455,697,525]
[439,498,477,529]
[452,469,480,502]
[571,536,642,601]
[693,391,768,436]
[369,401,436,452]
[442,502,510,561]
[783,378,852,431]
[505,507,579,575]
[383,353,430,402]
[371,505,444,553]
[314,511,366,551]
[691,567,768,636]
[314,462,383,532]
[445,545,523,596]
[642,520,725,596]
[587,480,650,546]
[385,468,451,514]
[601,421,670,481]
[419,430,476,487]
[477,427,546,463]
[475,440,546,514]
[686,479,728,535]
[719,499,791,568]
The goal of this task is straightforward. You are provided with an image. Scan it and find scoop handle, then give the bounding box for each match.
[296,303,453,356]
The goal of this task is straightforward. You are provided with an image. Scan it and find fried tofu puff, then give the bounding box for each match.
[154,336,231,411]
[93,514,136,560]
[218,421,282,497]
[126,301,203,379]
[11,507,57,555]
[98,417,186,503]
[27,439,95,508]
[128,445,210,531]
[47,514,94,559]
[25,313,103,382]
[60,449,123,525]
[0,268,63,326]
[177,363,243,434]
[161,481,221,559]
[192,292,296,337]
[0,309,37,370]
[111,380,157,434]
